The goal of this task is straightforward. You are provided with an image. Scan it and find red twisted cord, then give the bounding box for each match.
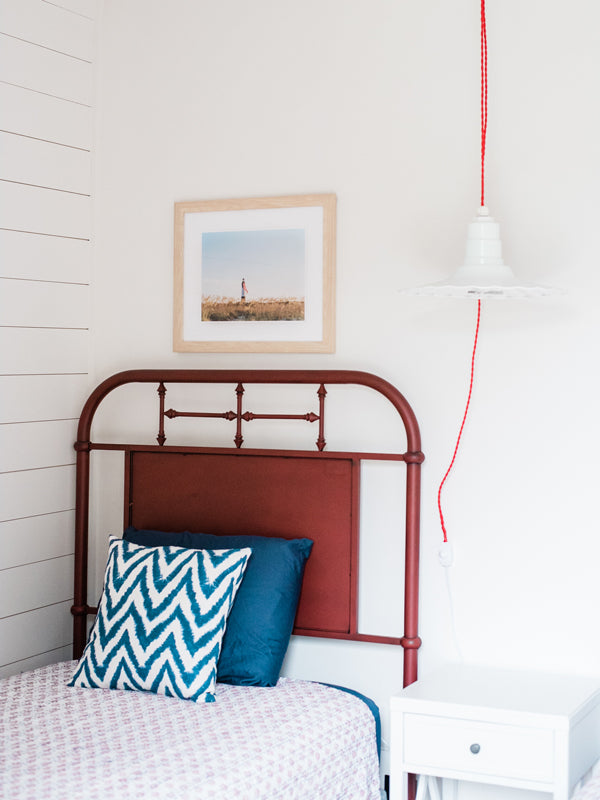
[436,4,487,544]
[437,299,481,542]
[480,0,488,207]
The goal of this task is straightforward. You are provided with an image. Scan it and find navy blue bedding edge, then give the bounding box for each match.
[320,683,381,759]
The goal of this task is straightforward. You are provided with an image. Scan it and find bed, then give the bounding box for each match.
[0,368,424,800]
[572,766,600,800]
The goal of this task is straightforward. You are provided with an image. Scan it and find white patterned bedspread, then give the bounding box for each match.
[1,660,380,800]
[572,774,600,800]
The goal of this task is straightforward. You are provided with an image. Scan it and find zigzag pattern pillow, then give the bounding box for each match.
[68,538,251,703]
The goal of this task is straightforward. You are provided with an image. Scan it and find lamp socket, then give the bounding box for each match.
[438,541,454,567]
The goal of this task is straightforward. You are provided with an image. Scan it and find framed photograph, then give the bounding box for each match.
[173,194,336,353]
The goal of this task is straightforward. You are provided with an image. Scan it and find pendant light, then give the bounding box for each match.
[406,0,557,299]
[413,205,557,298]
[411,1,559,566]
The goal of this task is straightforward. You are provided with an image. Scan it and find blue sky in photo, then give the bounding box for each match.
[201,228,305,300]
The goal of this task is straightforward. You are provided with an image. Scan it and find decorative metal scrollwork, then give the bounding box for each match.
[157,381,326,450]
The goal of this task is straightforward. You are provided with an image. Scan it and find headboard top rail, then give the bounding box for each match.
[77,369,422,455]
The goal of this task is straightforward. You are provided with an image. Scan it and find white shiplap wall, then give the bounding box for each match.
[0,0,95,677]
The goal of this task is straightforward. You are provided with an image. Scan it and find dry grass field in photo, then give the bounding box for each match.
[201,296,305,322]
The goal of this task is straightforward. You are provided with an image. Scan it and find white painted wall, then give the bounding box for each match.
[0,0,96,675]
[0,0,593,796]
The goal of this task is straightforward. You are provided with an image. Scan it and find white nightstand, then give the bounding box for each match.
[390,665,600,800]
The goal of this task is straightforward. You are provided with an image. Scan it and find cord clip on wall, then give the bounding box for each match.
[438,541,454,567]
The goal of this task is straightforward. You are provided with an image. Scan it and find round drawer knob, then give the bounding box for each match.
[470,743,481,754]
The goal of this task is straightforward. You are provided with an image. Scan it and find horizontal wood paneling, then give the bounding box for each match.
[0,34,92,105]
[0,0,94,62]
[0,0,93,672]
[0,511,75,569]
[0,419,77,472]
[0,465,75,522]
[0,600,72,667]
[0,555,74,618]
[0,279,89,328]
[0,82,92,149]
[44,0,96,21]
[0,328,88,374]
[0,182,90,239]
[0,375,89,422]
[0,132,91,195]
[0,644,72,678]
[0,229,90,282]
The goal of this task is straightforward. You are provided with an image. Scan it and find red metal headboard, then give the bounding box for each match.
[72,369,423,686]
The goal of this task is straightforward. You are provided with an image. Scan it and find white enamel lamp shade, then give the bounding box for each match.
[406,207,558,298]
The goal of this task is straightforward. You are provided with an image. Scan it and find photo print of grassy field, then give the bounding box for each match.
[201,228,305,322]
[201,296,305,321]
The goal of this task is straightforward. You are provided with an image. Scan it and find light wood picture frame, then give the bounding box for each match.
[173,194,336,353]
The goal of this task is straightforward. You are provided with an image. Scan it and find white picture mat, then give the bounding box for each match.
[182,206,324,342]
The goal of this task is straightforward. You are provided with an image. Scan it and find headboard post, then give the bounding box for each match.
[402,454,423,687]
[72,443,91,656]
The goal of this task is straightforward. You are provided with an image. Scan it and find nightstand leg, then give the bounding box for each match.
[415,775,428,800]
[428,776,441,800]
[415,775,442,800]
[441,778,458,800]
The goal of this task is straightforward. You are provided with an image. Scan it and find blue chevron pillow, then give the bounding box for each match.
[124,527,313,686]
[68,538,251,703]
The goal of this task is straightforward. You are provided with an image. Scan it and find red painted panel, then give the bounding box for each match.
[127,450,354,634]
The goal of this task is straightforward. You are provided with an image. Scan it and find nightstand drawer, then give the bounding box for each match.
[402,713,555,783]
